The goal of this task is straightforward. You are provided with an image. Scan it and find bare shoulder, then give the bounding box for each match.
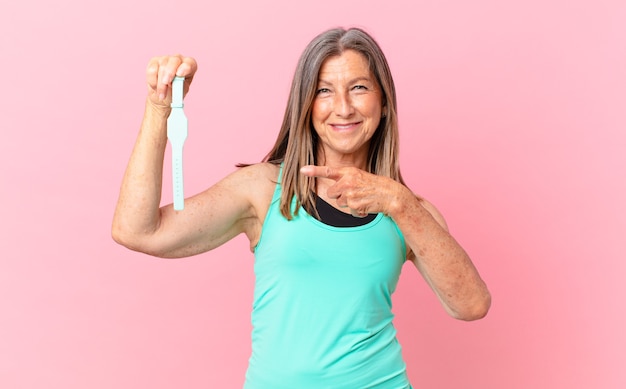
[216,162,278,211]
[231,162,279,193]
[404,195,450,263]
[418,197,450,232]
[226,162,279,249]
[238,161,280,181]
[215,162,278,190]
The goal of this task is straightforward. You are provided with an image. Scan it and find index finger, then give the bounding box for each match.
[160,55,197,84]
[147,56,197,99]
[300,165,343,181]
[177,57,198,78]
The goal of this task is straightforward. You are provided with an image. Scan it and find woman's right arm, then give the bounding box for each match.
[112,55,262,258]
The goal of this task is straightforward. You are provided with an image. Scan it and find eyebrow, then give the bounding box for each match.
[317,76,374,86]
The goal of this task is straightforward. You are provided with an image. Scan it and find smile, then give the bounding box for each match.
[330,122,361,130]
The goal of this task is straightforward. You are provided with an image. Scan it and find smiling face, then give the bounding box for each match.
[311,49,384,168]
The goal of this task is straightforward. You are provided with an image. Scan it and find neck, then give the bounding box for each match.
[316,148,369,171]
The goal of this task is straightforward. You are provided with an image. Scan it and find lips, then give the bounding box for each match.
[330,122,361,131]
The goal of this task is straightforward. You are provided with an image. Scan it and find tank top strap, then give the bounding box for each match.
[270,163,284,203]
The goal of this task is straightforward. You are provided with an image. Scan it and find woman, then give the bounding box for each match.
[112,27,490,388]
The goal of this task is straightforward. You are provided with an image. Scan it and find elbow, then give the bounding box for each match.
[111,224,165,258]
[444,289,491,321]
[452,292,492,321]
[111,221,125,246]
[111,224,141,252]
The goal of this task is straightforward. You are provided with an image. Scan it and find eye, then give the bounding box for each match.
[316,87,331,95]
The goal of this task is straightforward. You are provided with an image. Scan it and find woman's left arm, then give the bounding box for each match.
[390,190,491,321]
[300,165,491,321]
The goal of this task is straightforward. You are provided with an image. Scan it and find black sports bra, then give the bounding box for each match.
[315,195,377,227]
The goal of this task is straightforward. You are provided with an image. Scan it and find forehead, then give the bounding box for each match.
[318,50,373,81]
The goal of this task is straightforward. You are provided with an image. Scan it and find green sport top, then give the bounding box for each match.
[244,165,411,388]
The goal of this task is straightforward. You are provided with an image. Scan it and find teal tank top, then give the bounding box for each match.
[244,165,411,388]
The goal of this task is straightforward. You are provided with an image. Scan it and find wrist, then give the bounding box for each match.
[386,184,419,220]
[145,98,171,118]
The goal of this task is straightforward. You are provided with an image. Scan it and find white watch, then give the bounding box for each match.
[167,76,188,211]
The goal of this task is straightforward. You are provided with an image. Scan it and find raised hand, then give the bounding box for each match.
[145,55,198,110]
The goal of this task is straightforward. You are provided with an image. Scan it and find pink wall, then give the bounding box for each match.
[1,0,624,388]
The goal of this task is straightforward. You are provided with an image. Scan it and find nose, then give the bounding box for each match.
[333,91,354,117]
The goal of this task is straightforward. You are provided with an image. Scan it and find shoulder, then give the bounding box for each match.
[418,197,449,232]
[236,162,279,189]
[400,194,450,262]
[205,162,278,221]
[395,185,450,232]
[218,162,279,190]
[230,162,279,209]
[245,161,280,180]
[229,162,279,250]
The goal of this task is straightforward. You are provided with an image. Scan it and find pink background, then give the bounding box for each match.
[1,0,625,388]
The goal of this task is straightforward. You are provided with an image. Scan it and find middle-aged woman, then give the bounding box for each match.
[112,27,491,388]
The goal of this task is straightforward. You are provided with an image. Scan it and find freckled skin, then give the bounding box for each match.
[114,50,491,322]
